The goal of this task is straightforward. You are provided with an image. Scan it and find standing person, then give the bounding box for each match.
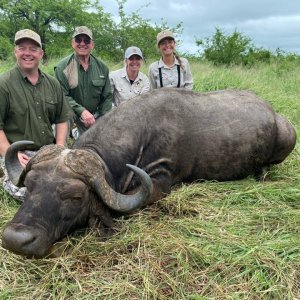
[0,29,72,201]
[55,26,112,137]
[110,46,150,107]
[148,30,193,90]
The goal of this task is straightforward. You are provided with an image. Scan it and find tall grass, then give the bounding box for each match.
[0,58,299,299]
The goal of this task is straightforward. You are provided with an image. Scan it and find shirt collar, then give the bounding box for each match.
[120,67,128,78]
[158,56,180,68]
[16,65,43,83]
[74,53,91,70]
[122,66,142,82]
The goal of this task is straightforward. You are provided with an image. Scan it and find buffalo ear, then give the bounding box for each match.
[88,193,115,237]
[4,140,35,186]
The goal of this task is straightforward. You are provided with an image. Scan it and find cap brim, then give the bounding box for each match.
[126,54,143,59]
[15,37,42,48]
[72,33,93,39]
[157,36,174,45]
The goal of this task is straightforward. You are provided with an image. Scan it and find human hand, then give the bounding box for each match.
[80,109,96,128]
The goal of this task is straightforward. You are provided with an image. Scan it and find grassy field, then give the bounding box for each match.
[0,58,299,299]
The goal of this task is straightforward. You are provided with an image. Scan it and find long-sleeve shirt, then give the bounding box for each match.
[110,67,150,106]
[54,53,112,118]
[148,56,193,90]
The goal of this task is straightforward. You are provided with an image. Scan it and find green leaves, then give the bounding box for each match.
[196,27,274,66]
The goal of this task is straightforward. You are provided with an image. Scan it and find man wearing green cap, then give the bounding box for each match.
[0,28,72,201]
[55,26,112,137]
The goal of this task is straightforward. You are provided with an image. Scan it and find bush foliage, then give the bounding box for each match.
[196,27,299,66]
[0,0,298,63]
[0,0,182,62]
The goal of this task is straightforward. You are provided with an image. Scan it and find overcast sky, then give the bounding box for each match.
[100,0,300,55]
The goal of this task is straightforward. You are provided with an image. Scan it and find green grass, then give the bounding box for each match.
[0,58,299,299]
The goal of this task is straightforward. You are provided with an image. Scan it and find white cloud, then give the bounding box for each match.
[169,2,192,12]
[99,0,300,54]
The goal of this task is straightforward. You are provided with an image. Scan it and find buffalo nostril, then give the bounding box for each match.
[2,224,50,258]
[2,225,36,251]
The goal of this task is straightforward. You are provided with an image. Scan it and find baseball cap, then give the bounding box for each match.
[157,30,175,46]
[124,46,144,59]
[72,26,93,39]
[15,29,42,48]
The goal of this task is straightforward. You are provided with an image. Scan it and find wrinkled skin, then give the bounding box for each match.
[2,149,114,258]
[2,89,297,258]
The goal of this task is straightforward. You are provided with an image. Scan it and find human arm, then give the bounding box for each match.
[109,72,117,107]
[97,71,113,117]
[55,121,69,146]
[141,73,151,93]
[0,84,9,158]
[148,64,158,90]
[0,130,10,158]
[183,59,193,90]
[0,130,31,167]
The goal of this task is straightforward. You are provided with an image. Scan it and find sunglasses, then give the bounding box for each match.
[74,36,91,44]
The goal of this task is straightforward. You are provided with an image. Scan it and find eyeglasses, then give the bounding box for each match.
[74,36,92,44]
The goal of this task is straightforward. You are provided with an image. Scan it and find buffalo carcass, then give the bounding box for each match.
[2,89,296,258]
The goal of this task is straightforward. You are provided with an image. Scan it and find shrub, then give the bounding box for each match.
[0,36,13,60]
[196,28,274,66]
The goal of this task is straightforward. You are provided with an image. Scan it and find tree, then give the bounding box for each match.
[111,0,159,61]
[196,27,252,65]
[196,27,274,66]
[0,0,94,59]
[109,0,183,61]
[0,0,182,62]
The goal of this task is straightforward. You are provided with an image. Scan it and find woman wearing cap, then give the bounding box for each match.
[149,30,193,90]
[110,46,150,107]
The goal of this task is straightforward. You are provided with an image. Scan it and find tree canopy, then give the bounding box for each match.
[0,0,181,61]
[0,0,296,64]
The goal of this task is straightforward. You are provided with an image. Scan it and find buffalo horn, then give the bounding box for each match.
[4,140,35,186]
[92,164,153,213]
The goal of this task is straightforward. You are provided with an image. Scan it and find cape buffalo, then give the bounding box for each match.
[2,88,296,258]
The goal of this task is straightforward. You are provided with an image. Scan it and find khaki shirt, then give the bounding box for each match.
[110,67,150,106]
[55,53,112,117]
[0,66,72,149]
[148,56,193,90]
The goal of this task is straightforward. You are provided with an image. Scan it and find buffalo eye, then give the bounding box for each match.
[23,171,40,192]
[57,181,87,201]
[59,190,83,201]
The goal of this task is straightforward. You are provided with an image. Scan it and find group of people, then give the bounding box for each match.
[0,26,193,201]
[110,29,193,107]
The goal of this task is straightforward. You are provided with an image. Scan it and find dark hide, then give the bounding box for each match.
[2,89,296,257]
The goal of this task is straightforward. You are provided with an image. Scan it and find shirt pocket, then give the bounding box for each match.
[132,82,143,95]
[92,79,106,98]
[45,97,57,122]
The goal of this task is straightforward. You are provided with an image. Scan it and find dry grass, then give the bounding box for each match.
[0,59,299,299]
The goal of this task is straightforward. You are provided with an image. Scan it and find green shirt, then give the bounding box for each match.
[54,53,112,117]
[0,66,72,149]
